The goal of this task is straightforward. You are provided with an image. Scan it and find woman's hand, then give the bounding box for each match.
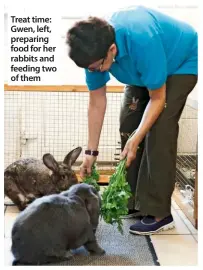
[120,136,140,167]
[80,155,97,178]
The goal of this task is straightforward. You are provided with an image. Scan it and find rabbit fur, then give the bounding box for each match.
[11,183,104,265]
[4,147,82,211]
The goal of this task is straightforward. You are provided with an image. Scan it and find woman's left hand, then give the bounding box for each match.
[120,136,140,167]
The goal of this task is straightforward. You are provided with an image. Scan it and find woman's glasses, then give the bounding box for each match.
[88,57,105,72]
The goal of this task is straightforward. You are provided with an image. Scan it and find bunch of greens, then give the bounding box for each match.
[83,163,100,191]
[82,158,132,234]
[100,158,132,234]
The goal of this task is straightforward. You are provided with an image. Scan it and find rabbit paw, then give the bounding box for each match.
[26,193,36,202]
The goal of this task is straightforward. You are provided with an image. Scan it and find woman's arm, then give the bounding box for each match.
[80,86,107,177]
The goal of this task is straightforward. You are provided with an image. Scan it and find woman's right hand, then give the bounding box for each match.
[80,155,97,179]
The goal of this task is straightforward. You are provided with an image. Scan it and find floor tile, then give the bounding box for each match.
[4,238,13,266]
[151,234,198,266]
[4,212,18,238]
[6,206,20,213]
[192,234,198,242]
[171,199,180,210]
[176,209,197,235]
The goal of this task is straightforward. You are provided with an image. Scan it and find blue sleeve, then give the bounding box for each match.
[85,69,110,91]
[132,35,167,90]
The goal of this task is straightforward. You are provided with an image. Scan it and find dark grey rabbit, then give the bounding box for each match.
[4,147,82,211]
[11,183,105,265]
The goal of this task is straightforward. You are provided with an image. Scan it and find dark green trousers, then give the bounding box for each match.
[119,75,197,217]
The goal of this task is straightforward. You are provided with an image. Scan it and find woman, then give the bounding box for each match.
[66,5,198,235]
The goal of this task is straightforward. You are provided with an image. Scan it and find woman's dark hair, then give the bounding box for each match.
[66,17,115,68]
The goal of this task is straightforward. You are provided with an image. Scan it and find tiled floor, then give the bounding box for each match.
[4,199,198,266]
[151,202,198,266]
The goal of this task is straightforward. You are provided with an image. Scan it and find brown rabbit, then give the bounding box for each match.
[4,147,82,211]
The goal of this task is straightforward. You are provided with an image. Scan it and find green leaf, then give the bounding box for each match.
[83,163,100,191]
[101,158,132,234]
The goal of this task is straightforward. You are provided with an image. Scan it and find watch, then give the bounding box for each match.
[85,150,99,156]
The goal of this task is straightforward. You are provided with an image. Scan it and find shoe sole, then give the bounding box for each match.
[129,221,175,235]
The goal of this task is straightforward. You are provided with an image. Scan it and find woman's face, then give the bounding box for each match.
[87,44,117,73]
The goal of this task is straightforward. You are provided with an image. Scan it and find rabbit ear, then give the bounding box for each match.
[89,185,98,196]
[43,153,59,172]
[63,147,82,168]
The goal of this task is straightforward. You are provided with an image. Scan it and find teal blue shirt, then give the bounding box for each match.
[85,6,198,91]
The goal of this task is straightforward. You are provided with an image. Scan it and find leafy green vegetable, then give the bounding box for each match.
[83,163,100,191]
[82,157,132,234]
[100,158,132,234]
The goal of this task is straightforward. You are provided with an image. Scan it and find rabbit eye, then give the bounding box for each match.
[61,175,66,180]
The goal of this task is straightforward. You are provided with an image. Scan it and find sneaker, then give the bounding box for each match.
[129,214,175,235]
[121,209,142,219]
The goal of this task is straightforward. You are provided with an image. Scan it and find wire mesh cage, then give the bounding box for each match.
[4,89,198,207]
[175,104,198,208]
[4,90,123,174]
